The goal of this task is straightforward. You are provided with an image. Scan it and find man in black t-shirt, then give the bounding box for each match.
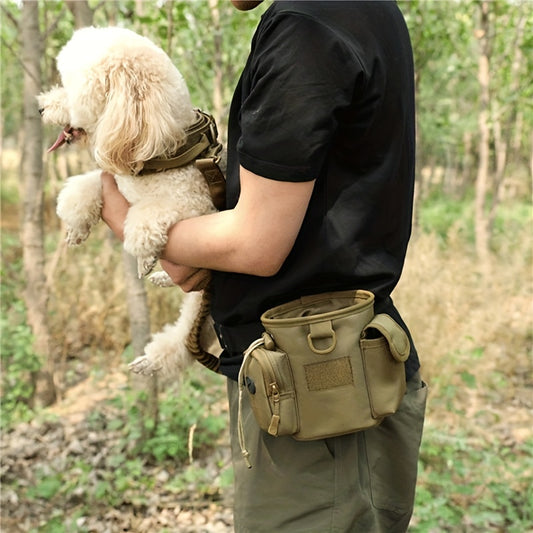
[102,1,427,531]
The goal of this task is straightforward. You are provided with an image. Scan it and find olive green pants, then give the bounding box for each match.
[228,372,427,533]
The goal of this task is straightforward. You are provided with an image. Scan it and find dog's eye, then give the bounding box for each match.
[38,108,45,116]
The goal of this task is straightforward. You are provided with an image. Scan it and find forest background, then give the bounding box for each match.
[1,0,532,531]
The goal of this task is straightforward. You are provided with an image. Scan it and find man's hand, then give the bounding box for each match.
[159,260,211,292]
[101,171,129,241]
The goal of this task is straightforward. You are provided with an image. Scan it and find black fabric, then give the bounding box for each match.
[211,0,420,381]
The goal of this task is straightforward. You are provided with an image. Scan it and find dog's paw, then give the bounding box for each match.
[137,256,158,279]
[148,271,175,288]
[129,355,162,376]
[65,225,90,246]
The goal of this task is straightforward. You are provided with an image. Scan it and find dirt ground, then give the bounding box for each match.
[1,372,235,533]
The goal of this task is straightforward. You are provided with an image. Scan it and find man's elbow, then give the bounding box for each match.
[253,261,283,277]
[240,250,285,277]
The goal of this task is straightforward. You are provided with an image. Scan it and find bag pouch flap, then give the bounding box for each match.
[362,314,410,362]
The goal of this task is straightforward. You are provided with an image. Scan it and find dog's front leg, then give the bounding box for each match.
[56,170,103,245]
[148,271,175,287]
[122,200,179,278]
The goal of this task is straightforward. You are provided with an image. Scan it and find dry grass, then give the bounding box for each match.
[394,224,532,440]
[45,224,183,388]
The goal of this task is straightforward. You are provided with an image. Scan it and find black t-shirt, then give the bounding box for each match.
[212,0,420,381]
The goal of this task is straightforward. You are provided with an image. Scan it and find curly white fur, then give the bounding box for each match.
[38,27,221,380]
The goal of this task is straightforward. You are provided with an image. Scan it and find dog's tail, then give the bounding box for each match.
[185,287,220,373]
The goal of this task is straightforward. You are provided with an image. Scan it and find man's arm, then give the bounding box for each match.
[101,166,315,279]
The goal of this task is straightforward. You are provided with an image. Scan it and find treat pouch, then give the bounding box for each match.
[240,290,410,443]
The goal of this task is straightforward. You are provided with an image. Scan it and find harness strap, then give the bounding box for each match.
[195,158,226,211]
[142,134,211,172]
[139,109,226,210]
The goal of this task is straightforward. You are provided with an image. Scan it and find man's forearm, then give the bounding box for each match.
[162,168,315,277]
[162,208,280,277]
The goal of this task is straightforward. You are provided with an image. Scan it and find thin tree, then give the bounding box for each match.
[474,0,491,264]
[20,0,56,406]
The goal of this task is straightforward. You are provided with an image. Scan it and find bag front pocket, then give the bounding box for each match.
[242,342,299,437]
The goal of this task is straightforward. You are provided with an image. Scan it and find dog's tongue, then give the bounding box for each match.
[47,128,70,152]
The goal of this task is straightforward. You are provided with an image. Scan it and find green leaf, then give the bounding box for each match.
[460,371,477,388]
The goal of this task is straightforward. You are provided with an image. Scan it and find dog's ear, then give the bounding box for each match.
[92,57,189,175]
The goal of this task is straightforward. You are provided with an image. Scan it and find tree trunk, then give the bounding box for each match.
[20,0,56,406]
[208,0,223,126]
[65,0,93,28]
[487,105,507,235]
[122,251,152,359]
[122,250,159,442]
[165,1,174,56]
[474,1,491,263]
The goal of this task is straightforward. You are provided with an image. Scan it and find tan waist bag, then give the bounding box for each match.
[238,290,409,463]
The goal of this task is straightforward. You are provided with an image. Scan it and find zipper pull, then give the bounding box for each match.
[268,383,281,436]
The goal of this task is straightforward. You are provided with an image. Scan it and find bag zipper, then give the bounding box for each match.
[260,351,282,436]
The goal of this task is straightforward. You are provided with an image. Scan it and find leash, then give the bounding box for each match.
[185,288,221,373]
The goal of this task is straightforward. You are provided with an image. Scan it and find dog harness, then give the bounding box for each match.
[140,110,226,211]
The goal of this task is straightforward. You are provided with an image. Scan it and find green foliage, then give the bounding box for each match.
[0,235,42,429]
[491,201,533,252]
[27,471,64,501]
[417,192,532,251]
[1,0,265,144]
[111,374,226,463]
[0,304,41,428]
[418,192,475,243]
[399,0,533,177]
[413,427,533,532]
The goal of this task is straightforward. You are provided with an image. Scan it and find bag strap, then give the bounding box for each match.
[362,314,410,362]
[237,336,265,470]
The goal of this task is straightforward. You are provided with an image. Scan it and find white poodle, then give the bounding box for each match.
[38,26,223,379]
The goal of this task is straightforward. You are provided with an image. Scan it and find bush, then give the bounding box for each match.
[413,425,533,532]
[108,370,227,464]
[0,303,41,428]
[0,234,42,429]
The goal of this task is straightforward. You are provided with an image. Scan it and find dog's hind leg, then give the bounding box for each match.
[129,291,203,379]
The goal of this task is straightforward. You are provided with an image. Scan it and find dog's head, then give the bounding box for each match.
[38,27,195,175]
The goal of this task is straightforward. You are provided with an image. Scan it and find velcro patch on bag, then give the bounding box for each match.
[304,356,353,391]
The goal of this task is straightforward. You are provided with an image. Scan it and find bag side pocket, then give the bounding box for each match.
[360,314,408,419]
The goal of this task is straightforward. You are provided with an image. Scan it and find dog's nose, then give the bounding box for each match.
[38,108,44,116]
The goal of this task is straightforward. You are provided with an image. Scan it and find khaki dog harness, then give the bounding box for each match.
[140,109,226,211]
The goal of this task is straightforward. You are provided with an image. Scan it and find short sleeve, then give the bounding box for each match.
[237,13,365,182]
